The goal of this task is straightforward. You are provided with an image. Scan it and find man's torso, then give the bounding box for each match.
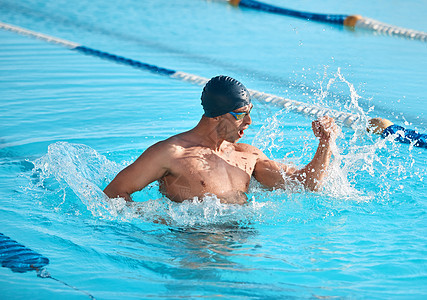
[158,137,258,204]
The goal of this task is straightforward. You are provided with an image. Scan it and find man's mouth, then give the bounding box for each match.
[238,128,246,138]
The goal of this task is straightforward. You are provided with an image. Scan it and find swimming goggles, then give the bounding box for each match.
[229,106,252,120]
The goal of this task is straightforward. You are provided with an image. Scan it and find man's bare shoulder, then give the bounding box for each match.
[148,131,201,158]
[149,135,187,156]
[234,143,268,158]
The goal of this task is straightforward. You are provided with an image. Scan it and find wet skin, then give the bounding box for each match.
[104,105,339,204]
[158,139,259,204]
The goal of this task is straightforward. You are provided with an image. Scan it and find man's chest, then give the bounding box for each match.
[178,149,255,173]
[169,149,256,187]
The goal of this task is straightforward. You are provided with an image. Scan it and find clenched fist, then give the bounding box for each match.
[312,116,339,142]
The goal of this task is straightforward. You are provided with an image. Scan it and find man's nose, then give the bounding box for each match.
[244,113,252,125]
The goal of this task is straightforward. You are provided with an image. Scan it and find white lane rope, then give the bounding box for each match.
[356,18,427,42]
[1,21,362,128]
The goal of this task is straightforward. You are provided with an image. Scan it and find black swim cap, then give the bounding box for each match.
[201,75,251,118]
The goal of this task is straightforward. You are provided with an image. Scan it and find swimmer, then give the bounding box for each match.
[368,118,426,148]
[104,75,339,204]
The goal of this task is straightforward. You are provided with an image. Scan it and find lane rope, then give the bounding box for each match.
[355,17,427,41]
[0,21,361,128]
[4,1,426,127]
[0,232,95,299]
[0,232,49,272]
[230,0,427,42]
[230,0,347,24]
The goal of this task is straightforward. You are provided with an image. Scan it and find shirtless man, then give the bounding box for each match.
[104,75,339,204]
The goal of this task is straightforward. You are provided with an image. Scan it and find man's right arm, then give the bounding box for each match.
[103,141,171,201]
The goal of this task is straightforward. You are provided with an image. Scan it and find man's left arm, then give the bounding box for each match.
[253,116,339,191]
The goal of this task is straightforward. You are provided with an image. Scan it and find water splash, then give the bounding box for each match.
[26,67,425,226]
[122,195,272,228]
[253,68,425,204]
[26,141,348,227]
[253,109,313,165]
[28,142,277,226]
[31,142,122,217]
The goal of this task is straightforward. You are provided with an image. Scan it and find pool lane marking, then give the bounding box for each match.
[229,0,347,25]
[0,232,95,299]
[0,232,49,273]
[0,21,79,48]
[0,21,361,128]
[4,2,425,126]
[75,46,176,76]
[229,0,427,42]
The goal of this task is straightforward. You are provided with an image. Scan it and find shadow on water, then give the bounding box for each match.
[104,222,302,298]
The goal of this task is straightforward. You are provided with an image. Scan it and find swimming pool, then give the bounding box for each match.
[1,0,426,298]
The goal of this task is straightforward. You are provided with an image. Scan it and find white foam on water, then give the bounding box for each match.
[29,142,275,226]
[26,69,424,226]
[253,68,426,204]
[31,142,123,218]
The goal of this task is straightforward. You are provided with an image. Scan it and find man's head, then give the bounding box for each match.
[367,117,394,134]
[201,76,252,143]
[201,75,251,118]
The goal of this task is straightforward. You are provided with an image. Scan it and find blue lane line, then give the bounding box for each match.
[0,232,96,298]
[382,125,427,148]
[238,0,348,25]
[74,46,177,76]
[0,233,49,273]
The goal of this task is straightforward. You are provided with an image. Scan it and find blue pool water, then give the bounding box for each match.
[1,0,426,299]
